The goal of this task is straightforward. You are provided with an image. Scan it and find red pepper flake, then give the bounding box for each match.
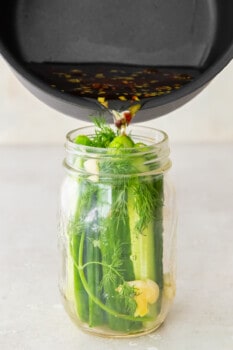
[92,83,101,89]
[112,110,133,129]
[122,111,132,125]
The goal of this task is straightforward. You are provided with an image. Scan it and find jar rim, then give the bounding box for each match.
[66,124,169,155]
[64,125,171,178]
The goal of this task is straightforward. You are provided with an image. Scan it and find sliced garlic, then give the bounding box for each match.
[84,159,99,182]
[127,279,160,317]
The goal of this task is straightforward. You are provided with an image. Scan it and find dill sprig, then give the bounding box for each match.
[131,177,164,233]
[100,240,124,290]
[115,282,137,316]
[91,117,116,148]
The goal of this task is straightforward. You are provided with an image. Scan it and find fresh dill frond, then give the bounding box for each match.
[111,185,128,229]
[111,241,125,270]
[99,240,124,291]
[115,282,137,316]
[91,117,116,148]
[131,176,164,233]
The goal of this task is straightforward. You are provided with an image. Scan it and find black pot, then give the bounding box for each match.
[0,0,233,122]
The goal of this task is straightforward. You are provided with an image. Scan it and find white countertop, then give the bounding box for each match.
[1,144,233,350]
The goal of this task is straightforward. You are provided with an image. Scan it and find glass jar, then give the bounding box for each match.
[58,125,177,337]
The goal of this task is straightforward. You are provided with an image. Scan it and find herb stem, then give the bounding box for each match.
[75,231,150,323]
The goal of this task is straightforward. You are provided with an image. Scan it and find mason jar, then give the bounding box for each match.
[58,125,177,337]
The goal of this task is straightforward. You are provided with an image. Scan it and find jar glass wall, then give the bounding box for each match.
[58,125,177,337]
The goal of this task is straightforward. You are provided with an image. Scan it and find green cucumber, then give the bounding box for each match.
[84,184,104,327]
[98,180,142,332]
[127,147,164,321]
[69,178,104,326]
[69,179,89,323]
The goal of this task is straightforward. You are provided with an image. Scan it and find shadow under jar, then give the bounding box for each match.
[58,125,177,337]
